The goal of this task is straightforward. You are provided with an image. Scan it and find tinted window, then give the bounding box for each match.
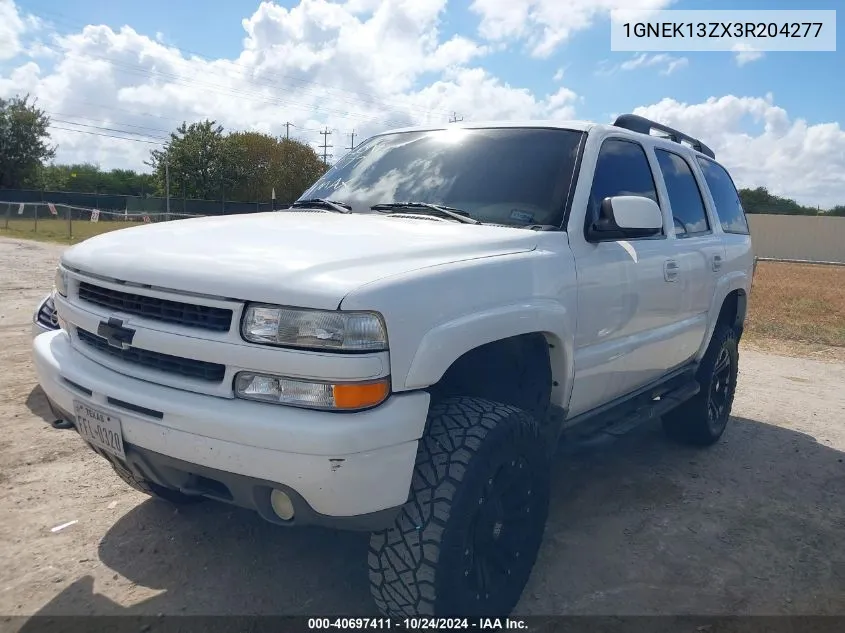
[697,158,750,234]
[587,139,659,233]
[655,150,710,237]
[299,128,584,227]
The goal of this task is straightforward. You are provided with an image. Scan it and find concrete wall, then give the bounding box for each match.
[747,214,845,264]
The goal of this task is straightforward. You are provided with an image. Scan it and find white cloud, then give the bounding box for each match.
[633,95,845,208]
[617,53,688,75]
[0,0,26,60]
[553,67,565,82]
[732,43,765,66]
[470,0,675,58]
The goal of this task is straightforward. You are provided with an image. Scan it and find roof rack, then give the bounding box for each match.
[612,114,716,159]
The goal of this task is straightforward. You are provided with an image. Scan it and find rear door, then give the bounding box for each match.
[695,157,755,287]
[652,148,724,360]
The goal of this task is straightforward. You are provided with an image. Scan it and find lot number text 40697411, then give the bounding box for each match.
[307,618,528,630]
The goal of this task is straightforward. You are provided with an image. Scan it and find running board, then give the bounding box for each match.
[561,379,700,448]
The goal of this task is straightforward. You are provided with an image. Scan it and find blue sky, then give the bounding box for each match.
[1,0,843,205]
[15,0,843,123]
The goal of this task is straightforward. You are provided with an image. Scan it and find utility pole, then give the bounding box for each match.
[346,130,356,151]
[319,127,333,165]
[165,158,170,222]
[284,122,291,140]
[449,111,464,123]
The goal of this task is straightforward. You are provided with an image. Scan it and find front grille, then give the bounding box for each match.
[76,328,226,382]
[78,282,233,332]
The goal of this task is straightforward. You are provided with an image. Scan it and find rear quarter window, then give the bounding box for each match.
[696,158,750,235]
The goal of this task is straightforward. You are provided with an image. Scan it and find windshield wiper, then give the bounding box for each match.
[289,198,351,214]
[371,202,481,225]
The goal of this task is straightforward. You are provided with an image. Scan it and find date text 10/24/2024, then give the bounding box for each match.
[308,618,528,630]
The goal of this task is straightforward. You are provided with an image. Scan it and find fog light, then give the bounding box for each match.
[270,489,295,521]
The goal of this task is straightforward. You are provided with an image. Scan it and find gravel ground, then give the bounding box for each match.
[1,236,844,619]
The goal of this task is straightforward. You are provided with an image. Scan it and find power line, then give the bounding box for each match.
[54,99,329,136]
[47,110,349,157]
[318,127,333,165]
[48,125,165,145]
[50,118,170,141]
[47,111,173,136]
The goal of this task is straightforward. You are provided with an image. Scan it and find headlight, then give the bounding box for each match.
[241,305,387,351]
[35,293,61,330]
[54,266,68,297]
[234,372,390,410]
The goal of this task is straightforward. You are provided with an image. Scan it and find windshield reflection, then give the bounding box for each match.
[297,127,584,227]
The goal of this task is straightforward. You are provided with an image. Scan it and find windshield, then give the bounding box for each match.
[298,127,585,227]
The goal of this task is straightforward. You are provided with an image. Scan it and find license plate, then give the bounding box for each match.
[73,401,126,460]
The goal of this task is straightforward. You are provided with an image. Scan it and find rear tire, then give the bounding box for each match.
[662,323,739,446]
[111,462,203,505]
[368,397,550,618]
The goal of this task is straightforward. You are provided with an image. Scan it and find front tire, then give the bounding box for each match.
[663,323,739,446]
[368,397,550,618]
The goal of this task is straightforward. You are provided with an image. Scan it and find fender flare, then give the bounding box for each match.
[696,271,749,360]
[402,301,575,409]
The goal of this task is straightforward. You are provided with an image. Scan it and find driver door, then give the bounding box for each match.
[567,137,685,417]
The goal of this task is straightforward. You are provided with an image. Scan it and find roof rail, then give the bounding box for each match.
[612,114,716,159]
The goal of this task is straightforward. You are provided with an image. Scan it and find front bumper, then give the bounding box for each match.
[33,330,429,529]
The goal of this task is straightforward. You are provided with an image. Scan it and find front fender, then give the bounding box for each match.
[338,239,579,411]
[696,270,749,360]
[404,300,576,409]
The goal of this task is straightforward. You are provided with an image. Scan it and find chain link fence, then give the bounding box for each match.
[1,201,230,242]
[0,188,283,216]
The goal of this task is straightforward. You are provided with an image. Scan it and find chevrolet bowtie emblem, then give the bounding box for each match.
[97,317,136,350]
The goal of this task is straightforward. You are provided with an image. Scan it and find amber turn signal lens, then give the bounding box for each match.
[333,379,390,410]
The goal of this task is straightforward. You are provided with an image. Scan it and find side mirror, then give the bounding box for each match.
[587,196,663,242]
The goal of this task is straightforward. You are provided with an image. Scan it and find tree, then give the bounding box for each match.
[225,131,327,204]
[738,186,819,215]
[40,163,155,196]
[148,120,236,200]
[0,94,55,189]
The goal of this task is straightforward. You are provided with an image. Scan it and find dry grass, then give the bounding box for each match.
[746,261,845,348]
[0,218,143,244]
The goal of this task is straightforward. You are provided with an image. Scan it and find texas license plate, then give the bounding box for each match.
[73,401,126,460]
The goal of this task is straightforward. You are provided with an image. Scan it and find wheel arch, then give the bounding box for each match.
[402,302,575,411]
[696,272,749,360]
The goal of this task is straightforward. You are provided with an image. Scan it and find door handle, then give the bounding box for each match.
[712,254,723,272]
[664,259,680,282]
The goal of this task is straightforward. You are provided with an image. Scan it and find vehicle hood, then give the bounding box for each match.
[61,212,540,309]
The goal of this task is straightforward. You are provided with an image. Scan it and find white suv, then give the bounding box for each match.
[33,114,753,618]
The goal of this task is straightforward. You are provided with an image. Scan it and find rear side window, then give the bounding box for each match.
[655,149,710,237]
[697,158,750,234]
[587,139,659,232]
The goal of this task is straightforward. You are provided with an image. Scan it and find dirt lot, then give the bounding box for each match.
[1,236,844,618]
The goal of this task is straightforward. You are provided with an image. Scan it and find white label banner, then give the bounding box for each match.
[611,10,837,52]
